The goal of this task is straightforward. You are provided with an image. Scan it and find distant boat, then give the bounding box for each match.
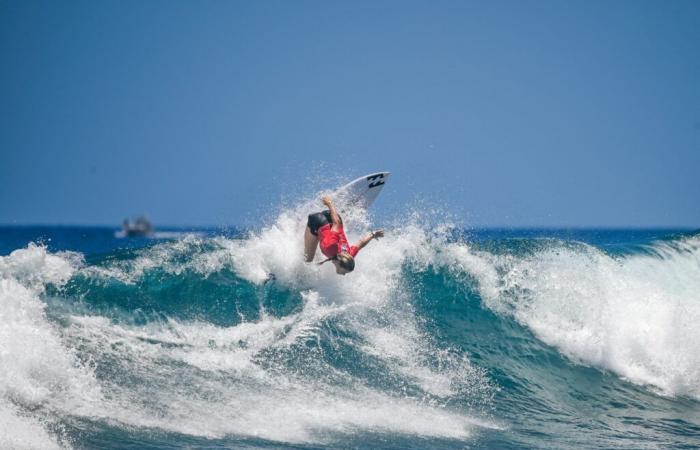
[117,216,154,238]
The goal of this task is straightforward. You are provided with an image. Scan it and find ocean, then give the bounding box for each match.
[1,208,699,449]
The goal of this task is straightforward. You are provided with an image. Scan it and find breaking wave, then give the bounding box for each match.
[1,202,698,448]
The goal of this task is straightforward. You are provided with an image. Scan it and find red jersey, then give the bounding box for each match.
[318,223,359,259]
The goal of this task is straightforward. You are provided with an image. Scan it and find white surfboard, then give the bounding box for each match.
[332,172,390,211]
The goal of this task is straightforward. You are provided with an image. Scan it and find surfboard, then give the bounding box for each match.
[332,172,390,210]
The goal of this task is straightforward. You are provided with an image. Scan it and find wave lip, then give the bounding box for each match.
[461,236,700,400]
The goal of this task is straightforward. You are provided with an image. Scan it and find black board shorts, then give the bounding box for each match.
[307,210,343,236]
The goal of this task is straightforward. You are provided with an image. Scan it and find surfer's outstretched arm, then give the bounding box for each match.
[355,230,384,251]
[321,196,342,232]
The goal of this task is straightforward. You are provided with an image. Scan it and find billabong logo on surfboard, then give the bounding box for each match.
[334,172,391,210]
[367,173,386,188]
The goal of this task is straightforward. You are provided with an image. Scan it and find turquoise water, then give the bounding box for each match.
[1,219,699,449]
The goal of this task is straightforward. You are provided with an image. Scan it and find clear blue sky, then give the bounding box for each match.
[1,0,699,227]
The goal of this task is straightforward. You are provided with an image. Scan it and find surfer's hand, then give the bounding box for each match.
[372,230,384,239]
[321,196,333,207]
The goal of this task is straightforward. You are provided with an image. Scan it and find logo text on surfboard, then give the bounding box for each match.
[367,173,385,188]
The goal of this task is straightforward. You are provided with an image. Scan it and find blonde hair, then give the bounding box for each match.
[336,252,355,271]
[319,252,355,272]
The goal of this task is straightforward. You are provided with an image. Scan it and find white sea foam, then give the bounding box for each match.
[80,234,211,283]
[449,236,700,399]
[58,282,492,444]
[221,207,492,401]
[0,243,81,289]
[0,401,62,450]
[0,245,100,449]
[5,213,697,449]
[0,207,493,446]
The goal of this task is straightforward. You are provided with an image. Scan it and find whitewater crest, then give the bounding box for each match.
[3,203,698,449]
[449,235,700,400]
[0,205,497,446]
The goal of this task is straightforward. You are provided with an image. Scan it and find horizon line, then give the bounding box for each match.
[0,223,697,231]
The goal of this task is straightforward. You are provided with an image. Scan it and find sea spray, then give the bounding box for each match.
[1,220,698,449]
[0,245,100,450]
[0,212,496,446]
[459,236,700,399]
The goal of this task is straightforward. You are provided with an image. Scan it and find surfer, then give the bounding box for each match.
[304,195,384,275]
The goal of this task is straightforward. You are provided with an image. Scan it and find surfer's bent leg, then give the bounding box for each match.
[304,227,318,262]
[304,212,327,262]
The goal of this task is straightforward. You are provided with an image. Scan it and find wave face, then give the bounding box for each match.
[1,218,699,449]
